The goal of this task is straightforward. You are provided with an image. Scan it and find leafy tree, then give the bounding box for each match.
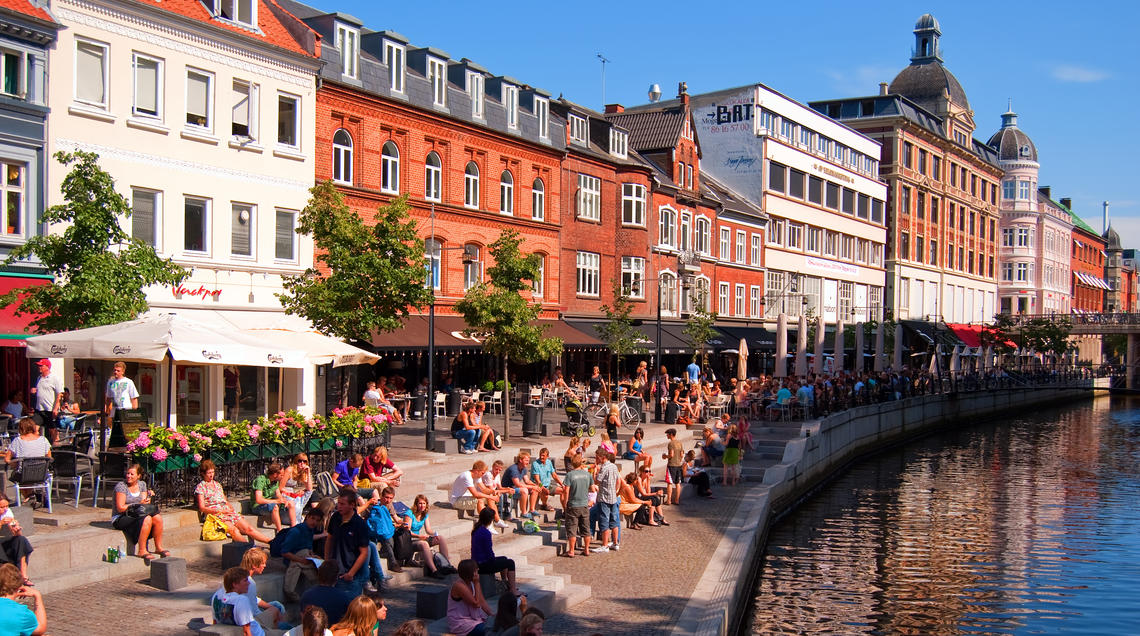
[979,314,1020,356]
[456,229,562,439]
[1020,316,1073,363]
[595,279,648,380]
[1,151,187,332]
[278,184,433,341]
[683,297,717,368]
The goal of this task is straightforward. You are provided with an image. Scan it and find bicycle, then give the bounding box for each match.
[584,396,640,430]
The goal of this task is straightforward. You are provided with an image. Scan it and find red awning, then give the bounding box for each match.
[945,323,983,348]
[0,275,49,347]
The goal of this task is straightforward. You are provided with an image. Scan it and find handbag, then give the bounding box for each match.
[127,503,159,518]
[201,513,229,541]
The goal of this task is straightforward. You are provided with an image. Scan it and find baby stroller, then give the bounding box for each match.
[561,398,596,437]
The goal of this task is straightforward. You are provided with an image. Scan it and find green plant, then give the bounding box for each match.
[482,381,494,392]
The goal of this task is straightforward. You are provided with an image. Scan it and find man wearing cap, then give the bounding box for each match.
[30,359,62,444]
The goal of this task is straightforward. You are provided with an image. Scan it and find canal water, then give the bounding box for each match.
[747,396,1140,635]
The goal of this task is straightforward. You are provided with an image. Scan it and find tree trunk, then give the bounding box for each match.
[502,354,511,440]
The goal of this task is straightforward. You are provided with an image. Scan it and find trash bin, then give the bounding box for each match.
[446,390,463,417]
[411,394,426,419]
[625,396,643,413]
[665,401,679,424]
[522,404,543,436]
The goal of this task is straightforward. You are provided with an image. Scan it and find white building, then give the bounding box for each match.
[691,84,888,324]
[47,0,324,424]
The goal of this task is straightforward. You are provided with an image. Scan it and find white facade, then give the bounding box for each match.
[48,0,322,424]
[692,85,888,324]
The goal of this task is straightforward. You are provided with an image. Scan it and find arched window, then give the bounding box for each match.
[499,170,514,215]
[464,161,480,209]
[532,253,545,298]
[332,129,353,184]
[695,217,711,254]
[531,178,545,221]
[659,208,676,248]
[660,271,677,314]
[424,152,441,202]
[380,141,399,194]
[463,244,483,290]
[424,238,441,290]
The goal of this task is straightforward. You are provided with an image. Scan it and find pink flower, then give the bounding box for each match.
[363,425,374,433]
[335,440,344,448]
[216,428,231,438]
[180,441,190,452]
[152,448,168,461]
[126,441,138,452]
[192,453,203,462]
[249,430,259,440]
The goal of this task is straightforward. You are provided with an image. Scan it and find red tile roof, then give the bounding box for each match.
[0,0,55,24]
[134,0,317,58]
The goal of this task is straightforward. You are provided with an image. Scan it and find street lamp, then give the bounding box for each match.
[632,271,693,421]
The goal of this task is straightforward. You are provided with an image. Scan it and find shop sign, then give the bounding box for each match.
[172,284,223,299]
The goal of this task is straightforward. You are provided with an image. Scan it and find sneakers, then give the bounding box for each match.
[488,526,499,535]
[494,520,511,529]
[461,448,475,454]
[610,543,620,551]
[591,545,610,553]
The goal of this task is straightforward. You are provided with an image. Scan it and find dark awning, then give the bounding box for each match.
[716,324,778,351]
[369,315,603,352]
[566,319,734,354]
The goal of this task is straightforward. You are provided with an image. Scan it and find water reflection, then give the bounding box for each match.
[748,397,1140,635]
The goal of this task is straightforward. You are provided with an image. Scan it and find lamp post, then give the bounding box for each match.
[633,272,692,422]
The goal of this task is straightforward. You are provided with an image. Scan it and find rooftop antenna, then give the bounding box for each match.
[597,53,610,107]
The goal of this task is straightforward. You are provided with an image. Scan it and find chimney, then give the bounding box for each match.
[1104,201,1110,233]
[678,81,689,106]
[605,103,624,114]
[1060,197,1072,210]
[879,82,889,96]
[1039,185,1050,200]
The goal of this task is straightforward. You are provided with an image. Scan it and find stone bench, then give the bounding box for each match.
[150,556,188,591]
[415,583,451,619]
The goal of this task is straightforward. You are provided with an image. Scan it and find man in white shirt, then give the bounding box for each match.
[210,567,264,636]
[449,461,508,531]
[30,359,61,444]
[104,361,139,418]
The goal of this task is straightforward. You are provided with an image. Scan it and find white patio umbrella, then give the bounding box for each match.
[929,345,940,377]
[833,320,845,373]
[737,337,749,381]
[813,315,825,375]
[775,313,788,378]
[983,345,993,371]
[854,322,864,373]
[795,313,808,377]
[893,322,904,370]
[873,322,885,372]
[950,345,962,376]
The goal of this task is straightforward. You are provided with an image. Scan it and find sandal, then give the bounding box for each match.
[139,552,158,563]
[22,578,33,587]
[156,550,172,558]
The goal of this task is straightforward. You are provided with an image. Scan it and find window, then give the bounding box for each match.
[277,93,299,148]
[380,141,399,194]
[780,118,794,140]
[186,69,213,129]
[621,256,645,298]
[750,286,761,318]
[800,127,813,148]
[231,79,257,139]
[531,178,544,221]
[915,236,924,263]
[686,164,694,189]
[577,174,600,221]
[332,129,352,184]
[841,188,855,214]
[1018,180,1031,200]
[768,218,784,246]
[1016,227,1030,247]
[719,228,730,260]
[464,244,483,290]
[610,129,628,157]
[275,209,296,261]
[384,41,404,93]
[735,284,745,317]
[871,199,884,224]
[808,176,823,205]
[1001,262,1013,281]
[750,234,761,265]
[916,192,925,219]
[660,272,677,314]
[336,24,359,79]
[0,49,23,98]
[424,152,442,202]
[499,170,513,215]
[622,183,645,226]
[691,278,710,313]
[768,162,785,193]
[131,188,158,246]
[718,282,729,315]
[806,227,821,253]
[838,281,853,318]
[659,208,676,247]
[930,240,938,265]
[825,182,839,209]
[929,197,939,223]
[532,254,544,298]
[735,230,746,263]
[426,57,447,107]
[231,203,253,257]
[695,218,711,254]
[824,230,837,256]
[899,231,909,261]
[132,54,162,118]
[1016,262,1029,282]
[576,251,600,296]
[787,223,803,249]
[857,194,869,219]
[932,156,941,181]
[0,162,21,237]
[184,197,208,253]
[75,40,108,108]
[535,98,549,139]
[841,235,855,261]
[788,169,805,199]
[209,0,255,27]
[464,162,480,208]
[1003,180,1015,200]
[903,141,913,169]
[918,149,927,175]
[467,72,483,118]
[817,135,829,156]
[680,213,691,251]
[505,85,519,129]
[901,186,911,216]
[569,114,587,144]
[425,239,441,289]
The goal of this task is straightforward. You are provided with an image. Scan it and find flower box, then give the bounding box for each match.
[212,445,262,464]
[141,454,196,474]
[307,437,349,452]
[258,440,308,460]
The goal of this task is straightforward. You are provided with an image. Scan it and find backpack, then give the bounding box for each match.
[392,527,415,566]
[315,471,338,499]
[432,550,455,574]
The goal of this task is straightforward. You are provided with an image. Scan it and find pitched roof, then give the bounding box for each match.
[606,107,685,153]
[134,0,317,58]
[0,0,53,24]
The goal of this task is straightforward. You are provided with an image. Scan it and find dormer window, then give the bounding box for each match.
[467,72,484,118]
[681,115,693,140]
[609,129,628,158]
[205,0,256,28]
[534,97,549,139]
[383,41,404,93]
[0,50,26,99]
[505,85,519,129]
[428,57,446,107]
[335,24,359,79]
[569,114,587,144]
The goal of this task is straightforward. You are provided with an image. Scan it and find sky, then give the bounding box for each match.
[307,0,1139,241]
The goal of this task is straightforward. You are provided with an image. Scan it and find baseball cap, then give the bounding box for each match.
[35,358,50,369]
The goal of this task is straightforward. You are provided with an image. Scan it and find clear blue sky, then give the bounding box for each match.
[311,0,1138,240]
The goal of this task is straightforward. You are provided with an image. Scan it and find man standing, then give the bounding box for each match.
[325,488,370,598]
[686,358,701,385]
[104,361,139,419]
[560,455,592,558]
[663,428,685,505]
[652,365,671,422]
[592,449,620,553]
[30,359,61,444]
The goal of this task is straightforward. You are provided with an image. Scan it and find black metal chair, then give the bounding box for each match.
[12,457,52,513]
[66,431,94,456]
[94,451,130,507]
[52,450,94,508]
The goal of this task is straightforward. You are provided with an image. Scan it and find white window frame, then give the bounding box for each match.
[531,178,545,221]
[576,251,600,297]
[384,41,404,93]
[750,234,761,265]
[183,196,210,255]
[276,92,300,149]
[577,173,600,221]
[824,230,837,256]
[380,141,399,194]
[75,39,109,110]
[0,48,26,99]
[464,244,483,290]
[806,226,821,253]
[464,162,480,209]
[767,218,784,246]
[695,217,711,254]
[336,24,359,80]
[499,170,514,215]
[467,72,483,118]
[735,284,745,317]
[622,183,645,226]
[719,227,730,260]
[210,0,256,28]
[0,162,24,238]
[621,256,645,298]
[230,202,255,259]
[505,84,519,130]
[231,78,258,140]
[610,129,628,158]
[787,223,803,250]
[659,271,678,315]
[428,57,446,107]
[332,128,353,185]
[718,282,729,315]
[130,187,160,248]
[750,286,761,318]
[532,254,545,298]
[569,114,587,144]
[659,207,677,248]
[275,208,297,262]
[680,212,691,251]
[424,152,442,202]
[425,239,441,290]
[131,53,162,120]
[185,68,214,131]
[735,230,746,263]
[534,97,549,139]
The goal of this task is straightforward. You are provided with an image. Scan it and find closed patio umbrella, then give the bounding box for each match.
[873,322,885,372]
[795,313,808,377]
[833,320,845,373]
[737,338,749,381]
[813,315,825,375]
[854,322,864,373]
[775,313,788,378]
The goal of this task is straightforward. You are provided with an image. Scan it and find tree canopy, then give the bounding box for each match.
[683,300,717,365]
[278,183,433,341]
[1,151,187,332]
[595,279,648,374]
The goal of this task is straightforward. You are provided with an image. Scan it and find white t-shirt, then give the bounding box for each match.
[450,471,476,503]
[285,628,332,636]
[210,589,265,636]
[241,576,261,613]
[105,377,140,411]
[362,389,382,407]
[481,471,503,490]
[10,435,51,459]
[34,374,62,412]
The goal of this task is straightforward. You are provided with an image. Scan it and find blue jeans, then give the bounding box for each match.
[334,566,367,598]
[454,429,478,451]
[597,501,620,531]
[363,542,385,585]
[589,504,622,539]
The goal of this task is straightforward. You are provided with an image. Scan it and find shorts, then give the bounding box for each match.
[35,410,57,430]
[545,485,560,496]
[564,506,589,538]
[252,503,278,516]
[667,465,683,485]
[597,500,620,531]
[477,556,515,575]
